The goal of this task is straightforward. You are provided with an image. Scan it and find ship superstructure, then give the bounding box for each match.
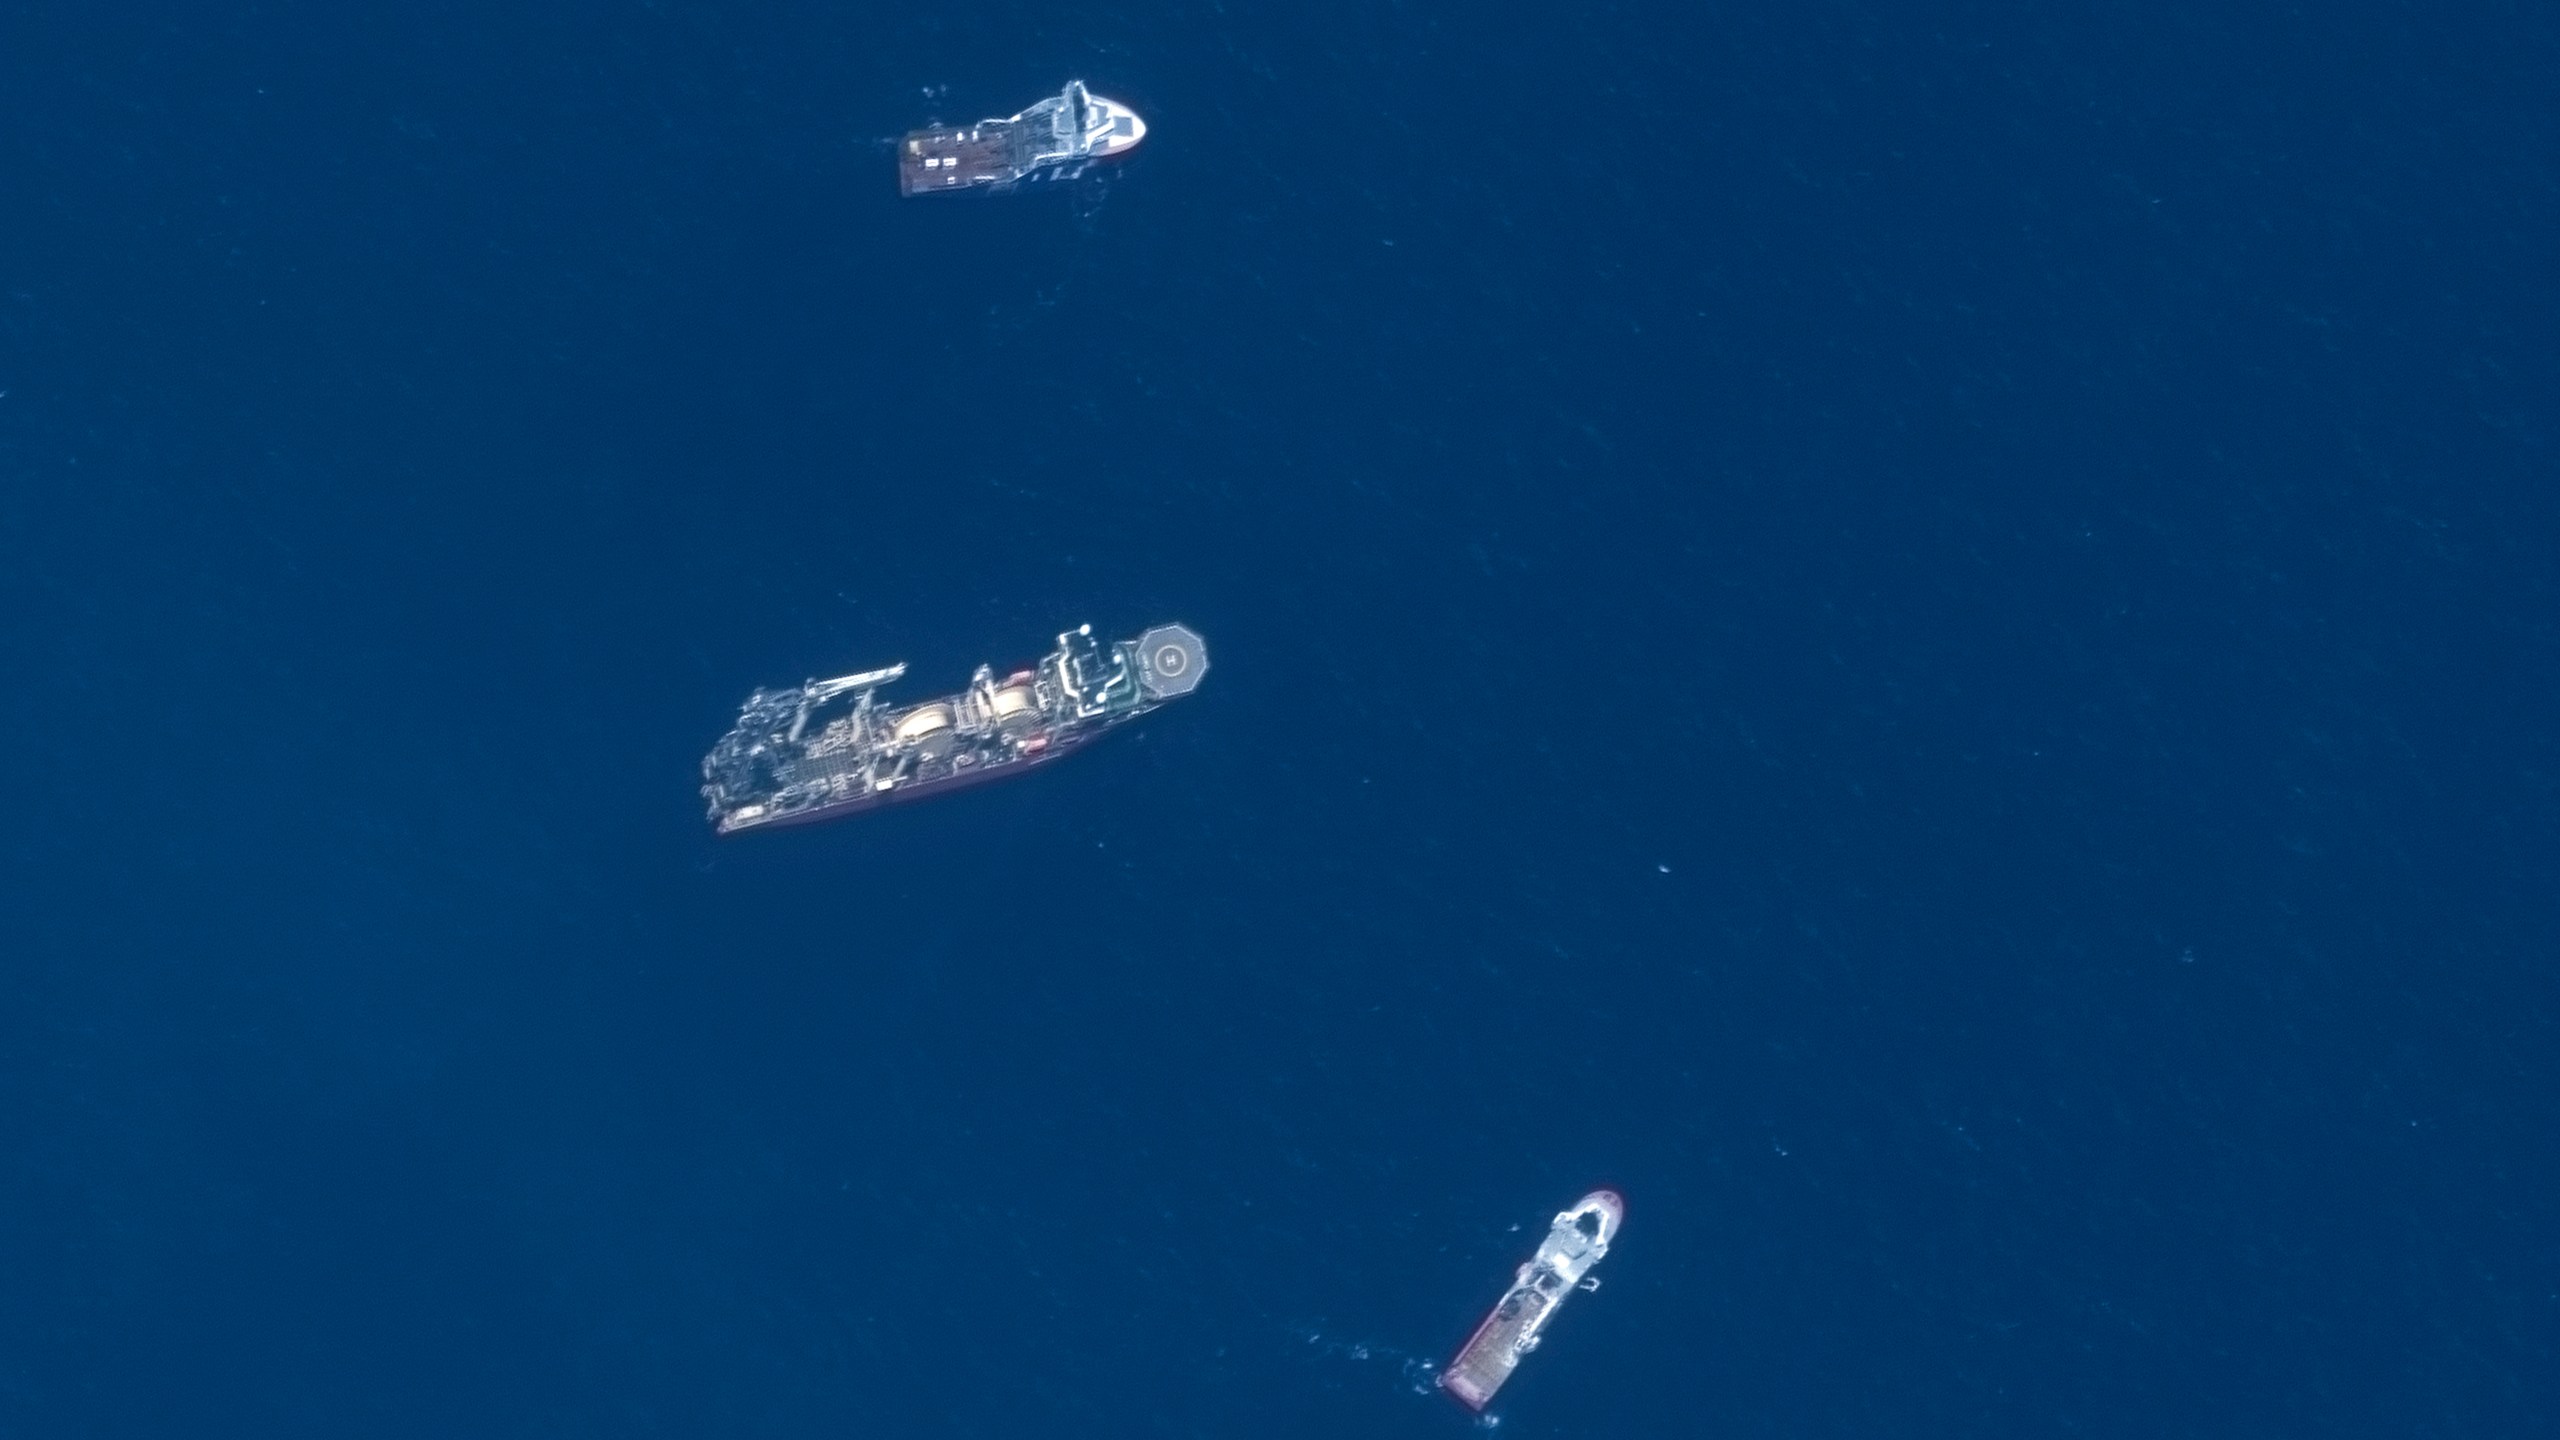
[898,81,1146,197]
[701,622,1206,834]
[1440,1190,1624,1412]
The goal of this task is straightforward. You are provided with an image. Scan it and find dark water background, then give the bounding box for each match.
[5,2,2554,1435]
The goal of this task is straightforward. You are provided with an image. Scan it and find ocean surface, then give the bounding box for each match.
[5,2,2554,1435]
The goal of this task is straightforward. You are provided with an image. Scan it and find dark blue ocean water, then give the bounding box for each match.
[5,2,2554,1435]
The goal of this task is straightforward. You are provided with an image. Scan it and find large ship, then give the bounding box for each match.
[701,622,1207,835]
[1440,1190,1624,1412]
[898,81,1146,197]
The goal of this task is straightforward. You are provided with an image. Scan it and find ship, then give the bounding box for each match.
[1440,1190,1624,1412]
[898,81,1146,197]
[701,622,1207,835]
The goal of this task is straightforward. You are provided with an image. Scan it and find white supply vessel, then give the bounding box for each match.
[1440,1190,1623,1411]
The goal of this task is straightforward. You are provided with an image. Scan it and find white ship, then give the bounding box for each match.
[898,81,1146,196]
[1440,1190,1623,1411]
[700,623,1206,834]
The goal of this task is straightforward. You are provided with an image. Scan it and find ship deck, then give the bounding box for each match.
[1442,1280,1564,1409]
[899,128,1020,196]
